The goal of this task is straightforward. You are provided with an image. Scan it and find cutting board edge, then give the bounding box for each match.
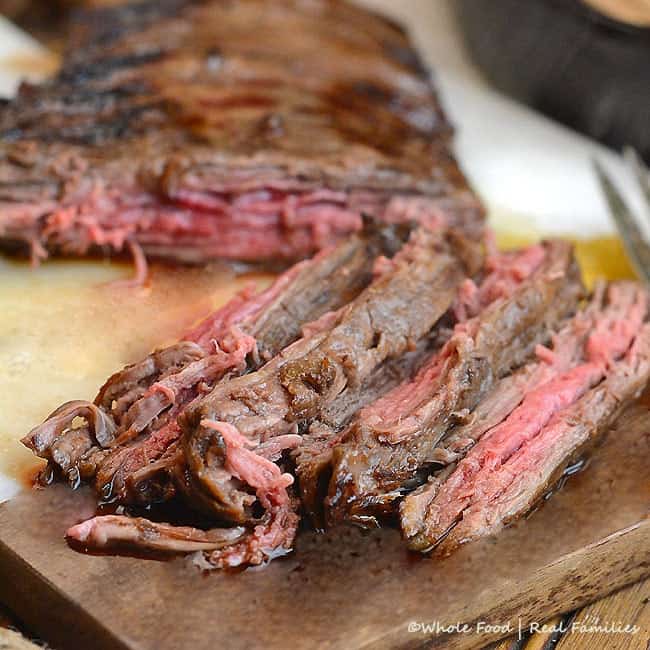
[2,519,648,650]
[372,519,650,650]
[0,535,130,650]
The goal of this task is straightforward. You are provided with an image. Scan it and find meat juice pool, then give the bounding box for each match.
[0,258,273,492]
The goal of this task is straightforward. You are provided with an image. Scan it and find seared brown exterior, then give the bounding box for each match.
[325,241,583,525]
[181,227,477,523]
[22,221,409,502]
[0,0,483,264]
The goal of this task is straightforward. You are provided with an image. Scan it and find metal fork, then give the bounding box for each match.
[593,148,650,284]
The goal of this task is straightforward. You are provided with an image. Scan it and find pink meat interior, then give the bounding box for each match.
[426,284,647,538]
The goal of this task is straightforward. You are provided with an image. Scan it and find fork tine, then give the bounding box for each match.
[592,158,650,284]
[623,147,650,213]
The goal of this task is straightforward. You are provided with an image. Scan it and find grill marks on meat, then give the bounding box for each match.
[404,282,649,552]
[22,223,400,502]
[325,240,583,526]
[0,0,483,266]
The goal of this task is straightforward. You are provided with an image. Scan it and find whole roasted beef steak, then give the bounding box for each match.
[0,0,483,270]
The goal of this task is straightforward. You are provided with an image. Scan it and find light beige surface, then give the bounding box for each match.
[0,258,270,491]
[583,0,650,26]
[0,628,40,650]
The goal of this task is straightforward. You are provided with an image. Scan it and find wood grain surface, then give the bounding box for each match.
[0,403,648,650]
[556,579,650,650]
[491,578,650,649]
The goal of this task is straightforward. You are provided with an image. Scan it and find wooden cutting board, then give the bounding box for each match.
[0,4,647,649]
[1,403,648,650]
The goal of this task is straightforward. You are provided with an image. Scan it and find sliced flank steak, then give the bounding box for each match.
[405,282,649,553]
[23,220,409,502]
[324,240,583,526]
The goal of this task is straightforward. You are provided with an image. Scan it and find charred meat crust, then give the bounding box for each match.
[0,0,484,265]
[249,219,413,360]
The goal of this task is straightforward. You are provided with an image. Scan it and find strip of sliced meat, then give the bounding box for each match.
[0,0,484,269]
[66,515,246,553]
[93,342,206,417]
[181,226,477,527]
[69,418,301,567]
[22,221,405,496]
[411,282,648,552]
[297,243,549,523]
[296,336,439,525]
[184,218,412,362]
[325,240,583,526]
[23,400,117,456]
[399,283,609,539]
[437,322,650,553]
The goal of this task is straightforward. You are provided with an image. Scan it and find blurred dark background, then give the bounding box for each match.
[0,0,119,47]
[453,0,650,162]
